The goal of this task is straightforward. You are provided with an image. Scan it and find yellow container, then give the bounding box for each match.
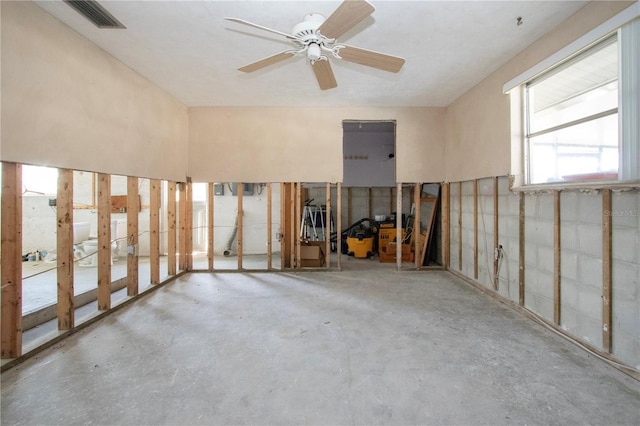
[346,236,374,258]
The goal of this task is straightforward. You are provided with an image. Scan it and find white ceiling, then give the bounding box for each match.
[34,0,588,107]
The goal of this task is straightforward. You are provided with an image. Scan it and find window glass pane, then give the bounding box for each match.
[528,37,618,134]
[528,113,618,184]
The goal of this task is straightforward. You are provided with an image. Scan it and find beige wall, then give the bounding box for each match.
[0,1,188,181]
[445,1,634,183]
[188,107,446,183]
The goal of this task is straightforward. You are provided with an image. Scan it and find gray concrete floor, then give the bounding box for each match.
[2,270,638,425]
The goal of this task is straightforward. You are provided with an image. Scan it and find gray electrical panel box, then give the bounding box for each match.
[214,183,224,195]
[231,183,254,196]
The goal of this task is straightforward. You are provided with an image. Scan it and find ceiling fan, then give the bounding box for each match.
[225,0,405,90]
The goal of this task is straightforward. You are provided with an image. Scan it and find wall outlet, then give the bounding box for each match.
[48,198,56,206]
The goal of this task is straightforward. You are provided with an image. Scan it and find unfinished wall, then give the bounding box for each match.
[188,107,446,184]
[445,1,634,182]
[0,1,188,181]
[449,176,640,370]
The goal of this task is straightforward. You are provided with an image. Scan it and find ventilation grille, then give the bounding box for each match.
[64,0,126,29]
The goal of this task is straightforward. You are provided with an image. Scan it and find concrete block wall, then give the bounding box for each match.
[448,177,640,370]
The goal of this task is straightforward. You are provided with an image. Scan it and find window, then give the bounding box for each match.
[522,15,639,185]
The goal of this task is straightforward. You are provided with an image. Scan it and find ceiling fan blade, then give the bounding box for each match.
[225,17,297,40]
[338,45,405,73]
[312,60,338,90]
[238,51,296,73]
[317,0,375,40]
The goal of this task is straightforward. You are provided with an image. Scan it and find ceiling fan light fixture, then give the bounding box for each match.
[307,43,322,62]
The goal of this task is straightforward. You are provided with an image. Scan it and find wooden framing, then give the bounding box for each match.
[602,189,613,352]
[414,183,421,269]
[237,182,243,270]
[97,173,111,309]
[396,182,402,271]
[553,190,561,325]
[1,163,23,358]
[295,182,301,268]
[389,187,394,216]
[420,193,439,267]
[442,182,450,269]
[178,182,187,271]
[519,192,525,306]
[458,182,463,271]
[347,187,353,226]
[167,182,177,276]
[208,183,214,271]
[337,182,342,270]
[267,183,272,270]
[368,187,373,219]
[57,168,74,330]
[493,177,499,291]
[473,179,479,280]
[127,176,139,297]
[289,183,295,269]
[150,179,161,284]
[326,182,331,269]
[280,183,292,269]
[186,182,193,270]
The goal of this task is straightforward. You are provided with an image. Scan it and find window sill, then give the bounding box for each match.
[511,178,640,193]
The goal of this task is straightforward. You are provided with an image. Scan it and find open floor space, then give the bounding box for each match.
[2,270,638,425]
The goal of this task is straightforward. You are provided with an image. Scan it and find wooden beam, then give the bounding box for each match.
[237,182,243,270]
[396,182,402,271]
[473,179,478,280]
[167,182,177,276]
[602,188,613,352]
[289,183,295,269]
[553,190,561,325]
[1,163,23,358]
[127,176,139,297]
[178,182,187,271]
[458,182,462,271]
[337,182,342,270]
[519,192,525,306]
[295,182,301,269]
[150,179,161,284]
[280,183,289,269]
[414,183,421,269]
[186,182,193,271]
[57,168,74,330]
[442,182,450,269]
[347,187,353,226]
[326,182,331,269]
[368,187,373,219]
[389,187,394,216]
[267,183,272,270]
[493,177,499,291]
[420,191,439,267]
[97,173,111,309]
[208,183,214,271]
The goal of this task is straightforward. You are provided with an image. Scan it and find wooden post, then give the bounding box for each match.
[553,190,561,324]
[1,162,23,358]
[57,168,74,330]
[414,183,421,269]
[493,177,499,291]
[458,182,462,271]
[267,183,272,270]
[186,182,193,270]
[295,182,301,268]
[396,182,402,271]
[519,192,525,306]
[150,179,161,284]
[237,183,243,270]
[97,173,111,309]
[347,187,353,226]
[442,182,450,269]
[473,179,478,280]
[337,182,342,270]
[289,183,295,269]
[389,187,394,216]
[368,187,373,219]
[127,176,139,297]
[178,182,187,271]
[167,182,177,276]
[208,183,214,271]
[326,182,331,268]
[602,189,613,352]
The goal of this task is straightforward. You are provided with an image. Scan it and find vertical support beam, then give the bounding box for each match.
[178,182,187,271]
[57,168,74,330]
[237,182,243,270]
[1,162,23,358]
[295,182,301,269]
[602,188,613,352]
[337,182,342,271]
[267,183,272,270]
[208,183,214,271]
[442,182,450,269]
[368,187,373,219]
[396,182,402,271]
[553,190,562,324]
[414,183,421,269]
[185,182,193,270]
[493,177,499,291]
[167,182,177,276]
[347,187,353,226]
[289,183,295,269]
[150,179,161,284]
[389,187,394,216]
[97,173,111,309]
[458,182,463,271]
[326,182,331,269]
[127,176,139,297]
[518,192,526,306]
[473,179,479,280]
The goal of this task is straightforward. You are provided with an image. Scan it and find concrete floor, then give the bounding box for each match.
[2,270,638,425]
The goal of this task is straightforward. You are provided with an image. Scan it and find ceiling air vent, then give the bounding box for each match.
[64,0,126,29]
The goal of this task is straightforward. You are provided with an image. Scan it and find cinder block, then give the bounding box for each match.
[577,192,602,225]
[537,193,554,220]
[537,246,554,273]
[561,192,578,220]
[524,242,538,267]
[611,192,640,228]
[612,227,639,263]
[536,270,554,299]
[577,224,603,257]
[560,306,579,334]
[560,250,578,280]
[577,255,603,289]
[577,315,602,348]
[524,194,536,218]
[612,300,640,336]
[578,285,604,320]
[612,259,639,299]
[560,278,579,308]
[611,332,640,370]
[560,220,578,251]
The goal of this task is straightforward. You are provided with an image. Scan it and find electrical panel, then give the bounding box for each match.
[231,183,254,196]
[214,183,224,196]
